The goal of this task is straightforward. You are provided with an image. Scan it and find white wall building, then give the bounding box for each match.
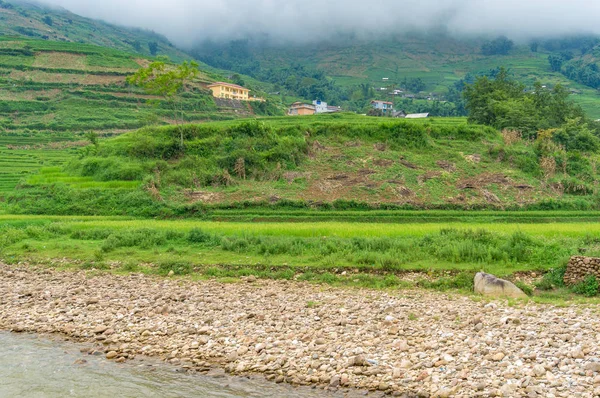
[313,100,332,114]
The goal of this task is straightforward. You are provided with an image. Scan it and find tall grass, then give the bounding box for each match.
[0,217,591,274]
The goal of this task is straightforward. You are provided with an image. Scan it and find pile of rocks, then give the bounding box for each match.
[2,263,600,397]
[564,256,600,285]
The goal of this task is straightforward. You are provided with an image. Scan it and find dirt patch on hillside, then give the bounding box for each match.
[399,159,420,170]
[462,153,481,163]
[457,173,510,190]
[302,164,383,201]
[110,92,161,100]
[185,191,225,204]
[0,89,62,101]
[344,140,361,147]
[5,140,88,150]
[392,185,414,198]
[9,70,125,86]
[134,59,151,68]
[0,40,25,49]
[417,171,442,183]
[33,52,87,70]
[283,172,311,184]
[373,159,394,167]
[482,189,501,203]
[373,143,387,151]
[436,160,456,172]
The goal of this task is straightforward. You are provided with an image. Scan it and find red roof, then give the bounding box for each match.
[208,82,249,91]
[371,100,393,105]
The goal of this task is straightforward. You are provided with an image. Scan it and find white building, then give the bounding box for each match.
[313,100,329,114]
[313,100,341,114]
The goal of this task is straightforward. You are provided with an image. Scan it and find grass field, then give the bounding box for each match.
[0,214,597,300]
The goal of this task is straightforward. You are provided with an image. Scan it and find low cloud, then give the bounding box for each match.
[40,0,600,47]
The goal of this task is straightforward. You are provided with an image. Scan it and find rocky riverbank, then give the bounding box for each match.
[1,263,600,397]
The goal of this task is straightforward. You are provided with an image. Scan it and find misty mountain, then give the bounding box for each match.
[32,0,600,47]
[0,0,189,61]
[4,0,600,118]
[191,33,600,118]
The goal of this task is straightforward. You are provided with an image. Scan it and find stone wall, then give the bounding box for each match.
[564,256,600,285]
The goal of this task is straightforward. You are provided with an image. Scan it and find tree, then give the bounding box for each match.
[42,16,53,26]
[530,41,539,53]
[463,67,588,138]
[463,67,524,126]
[548,55,564,72]
[231,73,245,87]
[401,78,426,93]
[481,36,514,56]
[132,40,142,52]
[553,118,600,152]
[148,41,159,56]
[127,60,199,148]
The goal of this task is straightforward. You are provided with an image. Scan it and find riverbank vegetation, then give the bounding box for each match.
[0,216,599,300]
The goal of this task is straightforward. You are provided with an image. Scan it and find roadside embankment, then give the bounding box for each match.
[1,264,600,397]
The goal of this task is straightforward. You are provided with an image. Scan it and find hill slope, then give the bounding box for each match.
[7,115,600,216]
[0,36,283,194]
[0,0,187,60]
[194,34,600,119]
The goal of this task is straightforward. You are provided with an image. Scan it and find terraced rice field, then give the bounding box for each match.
[26,168,140,189]
[0,135,76,193]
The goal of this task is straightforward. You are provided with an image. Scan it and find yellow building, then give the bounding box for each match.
[207,82,250,100]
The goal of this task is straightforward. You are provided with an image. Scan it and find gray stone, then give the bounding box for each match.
[474,272,528,299]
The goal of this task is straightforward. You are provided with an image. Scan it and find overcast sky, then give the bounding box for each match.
[41,0,600,47]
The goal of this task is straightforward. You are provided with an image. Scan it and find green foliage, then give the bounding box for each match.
[417,272,474,291]
[515,281,534,296]
[552,119,600,152]
[535,266,567,290]
[148,42,158,56]
[127,59,200,147]
[187,228,219,245]
[464,68,588,138]
[158,260,192,276]
[481,36,514,56]
[571,275,599,297]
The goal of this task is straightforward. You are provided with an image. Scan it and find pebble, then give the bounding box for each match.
[1,263,599,396]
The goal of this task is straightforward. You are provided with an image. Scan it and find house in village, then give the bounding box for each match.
[207,82,250,101]
[288,102,316,116]
[371,100,394,114]
[313,100,341,114]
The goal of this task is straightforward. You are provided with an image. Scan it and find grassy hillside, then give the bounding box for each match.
[6,114,600,216]
[0,0,187,60]
[0,36,284,193]
[194,34,600,119]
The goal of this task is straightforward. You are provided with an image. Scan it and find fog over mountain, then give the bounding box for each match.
[39,0,600,47]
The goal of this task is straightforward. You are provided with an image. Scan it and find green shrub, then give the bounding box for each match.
[71,228,113,240]
[571,275,599,297]
[515,281,534,296]
[534,266,567,290]
[158,261,193,276]
[187,228,217,244]
[417,272,474,291]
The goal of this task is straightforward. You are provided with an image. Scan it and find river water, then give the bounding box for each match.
[0,332,353,398]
